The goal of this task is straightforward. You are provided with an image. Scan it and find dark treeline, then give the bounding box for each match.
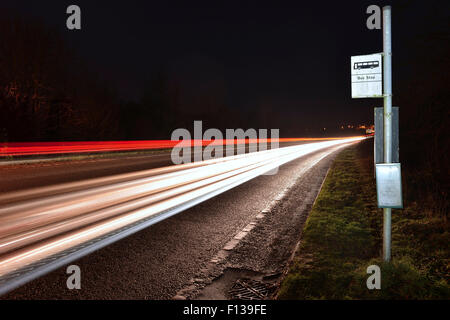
[0,15,361,143]
[0,16,264,142]
[0,16,120,142]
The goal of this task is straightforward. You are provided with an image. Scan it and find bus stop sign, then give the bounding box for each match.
[351,54,383,98]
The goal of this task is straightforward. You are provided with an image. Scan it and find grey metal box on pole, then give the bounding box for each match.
[375,107,399,164]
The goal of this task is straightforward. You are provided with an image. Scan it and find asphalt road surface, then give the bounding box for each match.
[0,140,357,299]
[0,141,311,193]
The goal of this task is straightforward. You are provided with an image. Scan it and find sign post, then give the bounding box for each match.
[352,6,401,262]
[382,5,393,262]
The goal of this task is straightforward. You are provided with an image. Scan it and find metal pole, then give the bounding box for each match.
[383,6,392,262]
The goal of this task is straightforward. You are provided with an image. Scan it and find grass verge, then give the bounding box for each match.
[277,140,449,299]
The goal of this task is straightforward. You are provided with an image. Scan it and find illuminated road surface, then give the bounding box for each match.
[0,137,364,296]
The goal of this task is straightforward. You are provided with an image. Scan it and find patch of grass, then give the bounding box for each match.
[277,140,449,300]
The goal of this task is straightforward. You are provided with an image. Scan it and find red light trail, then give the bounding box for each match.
[0,137,365,157]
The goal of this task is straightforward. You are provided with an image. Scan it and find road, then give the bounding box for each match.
[0,141,309,193]
[0,139,360,299]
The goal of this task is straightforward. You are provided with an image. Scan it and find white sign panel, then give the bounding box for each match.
[375,163,403,208]
[351,54,382,98]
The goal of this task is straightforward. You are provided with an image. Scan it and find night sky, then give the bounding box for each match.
[1,0,448,133]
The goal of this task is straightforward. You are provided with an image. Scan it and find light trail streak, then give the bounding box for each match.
[0,137,361,157]
[0,136,365,294]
